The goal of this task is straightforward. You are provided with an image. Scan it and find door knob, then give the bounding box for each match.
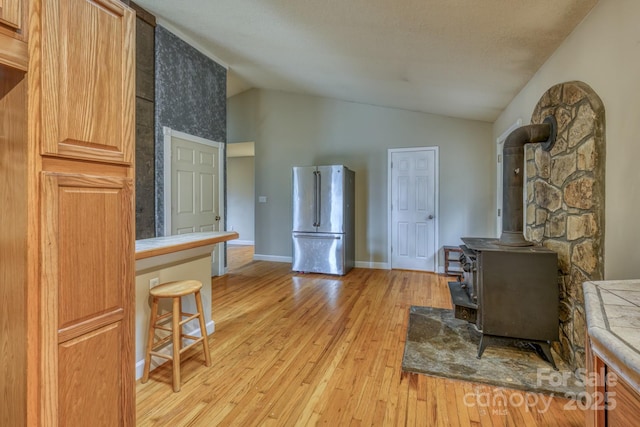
[428,215,434,220]
[215,216,221,221]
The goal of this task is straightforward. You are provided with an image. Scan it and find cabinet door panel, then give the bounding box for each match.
[42,172,133,342]
[58,322,124,426]
[41,0,134,163]
[607,373,640,427]
[0,0,21,30]
[42,171,134,424]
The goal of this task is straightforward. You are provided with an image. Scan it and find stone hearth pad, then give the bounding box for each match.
[402,306,584,397]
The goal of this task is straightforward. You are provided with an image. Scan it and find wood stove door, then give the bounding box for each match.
[479,251,558,341]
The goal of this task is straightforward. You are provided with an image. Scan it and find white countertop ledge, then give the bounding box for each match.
[135,231,239,272]
[583,279,640,392]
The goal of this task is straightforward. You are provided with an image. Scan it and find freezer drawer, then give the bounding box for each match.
[292,232,348,275]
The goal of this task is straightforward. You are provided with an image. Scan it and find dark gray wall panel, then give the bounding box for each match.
[136,16,155,102]
[135,17,156,239]
[154,25,227,236]
[135,97,156,239]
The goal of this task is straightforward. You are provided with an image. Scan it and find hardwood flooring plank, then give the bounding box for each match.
[394,371,410,427]
[435,377,452,427]
[448,379,472,427]
[463,382,494,427]
[405,373,420,426]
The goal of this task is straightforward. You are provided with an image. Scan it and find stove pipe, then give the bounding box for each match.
[499,116,557,246]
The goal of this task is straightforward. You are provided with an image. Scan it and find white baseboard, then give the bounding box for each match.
[227,239,254,246]
[249,255,440,272]
[253,254,292,263]
[135,320,215,380]
[354,261,390,270]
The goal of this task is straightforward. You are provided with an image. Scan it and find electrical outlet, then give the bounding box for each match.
[149,277,160,289]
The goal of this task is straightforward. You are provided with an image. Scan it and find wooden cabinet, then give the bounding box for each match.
[37,0,136,423]
[586,337,640,427]
[0,0,135,425]
[41,0,135,164]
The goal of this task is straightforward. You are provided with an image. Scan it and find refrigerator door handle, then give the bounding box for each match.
[313,171,318,227]
[316,170,321,227]
[293,233,341,240]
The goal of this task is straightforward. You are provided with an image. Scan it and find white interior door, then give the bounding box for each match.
[390,148,437,271]
[171,136,219,234]
[163,127,225,275]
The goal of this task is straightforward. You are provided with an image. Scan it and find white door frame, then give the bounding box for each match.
[496,119,521,237]
[387,146,439,271]
[163,126,225,274]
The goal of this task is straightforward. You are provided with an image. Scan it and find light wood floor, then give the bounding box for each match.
[136,246,585,426]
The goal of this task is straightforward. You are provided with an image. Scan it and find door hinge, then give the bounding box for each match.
[498,154,502,163]
[497,208,501,217]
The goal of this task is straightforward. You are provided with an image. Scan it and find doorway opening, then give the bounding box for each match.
[227,141,255,268]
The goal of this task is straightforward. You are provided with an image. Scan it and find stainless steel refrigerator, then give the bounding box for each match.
[292,165,355,275]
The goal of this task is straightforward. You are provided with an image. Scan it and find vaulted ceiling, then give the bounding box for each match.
[132,0,598,122]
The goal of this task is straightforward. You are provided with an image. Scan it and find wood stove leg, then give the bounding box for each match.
[477,335,492,359]
[537,341,559,371]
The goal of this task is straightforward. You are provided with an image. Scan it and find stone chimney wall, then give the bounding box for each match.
[524,81,605,371]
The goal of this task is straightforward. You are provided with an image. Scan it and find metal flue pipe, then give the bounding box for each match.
[499,116,557,246]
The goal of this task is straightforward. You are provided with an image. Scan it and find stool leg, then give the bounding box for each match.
[142,297,159,383]
[194,290,211,367]
[172,296,181,392]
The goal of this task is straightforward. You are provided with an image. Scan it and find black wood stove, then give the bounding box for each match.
[448,117,560,369]
[448,237,559,369]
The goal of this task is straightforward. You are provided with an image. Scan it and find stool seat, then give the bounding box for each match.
[142,279,211,392]
[150,279,203,297]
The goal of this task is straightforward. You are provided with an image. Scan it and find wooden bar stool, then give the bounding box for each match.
[142,279,211,392]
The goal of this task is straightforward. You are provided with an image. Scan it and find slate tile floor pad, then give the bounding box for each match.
[402,306,584,397]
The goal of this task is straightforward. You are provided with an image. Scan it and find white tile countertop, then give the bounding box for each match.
[135,231,239,259]
[583,279,640,392]
[135,231,238,272]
